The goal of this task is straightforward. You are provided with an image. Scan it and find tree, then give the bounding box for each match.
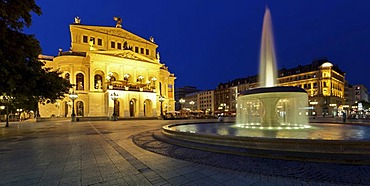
[0,0,71,127]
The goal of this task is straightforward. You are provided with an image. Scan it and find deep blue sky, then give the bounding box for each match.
[26,0,370,90]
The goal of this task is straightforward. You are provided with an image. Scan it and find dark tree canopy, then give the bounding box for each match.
[0,0,41,31]
[0,0,71,112]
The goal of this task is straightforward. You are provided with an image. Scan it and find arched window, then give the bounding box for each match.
[65,73,70,83]
[129,100,135,117]
[76,73,84,90]
[94,75,102,89]
[115,101,120,117]
[144,99,152,117]
[77,101,84,116]
[144,102,146,116]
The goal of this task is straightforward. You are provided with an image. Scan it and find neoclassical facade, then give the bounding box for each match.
[39,18,176,119]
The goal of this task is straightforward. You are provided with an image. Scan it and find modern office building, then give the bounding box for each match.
[174,86,200,110]
[215,58,346,117]
[39,17,176,119]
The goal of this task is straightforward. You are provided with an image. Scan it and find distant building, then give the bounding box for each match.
[214,76,258,115]
[183,92,198,111]
[216,58,346,117]
[182,90,214,114]
[353,84,369,102]
[344,81,355,109]
[175,86,200,110]
[38,17,176,119]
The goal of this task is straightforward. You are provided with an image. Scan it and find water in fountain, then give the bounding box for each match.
[259,7,277,88]
[236,7,310,130]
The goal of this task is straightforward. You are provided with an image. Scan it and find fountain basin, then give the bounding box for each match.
[237,86,309,129]
[158,122,370,164]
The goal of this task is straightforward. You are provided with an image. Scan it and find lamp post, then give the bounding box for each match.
[179,98,185,110]
[159,95,165,119]
[69,91,78,122]
[189,101,195,111]
[111,92,119,121]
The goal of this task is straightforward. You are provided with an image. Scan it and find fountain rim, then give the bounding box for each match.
[158,122,370,164]
[162,122,370,143]
[239,86,307,96]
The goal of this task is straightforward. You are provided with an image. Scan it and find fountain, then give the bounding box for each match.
[157,7,370,164]
[236,7,310,130]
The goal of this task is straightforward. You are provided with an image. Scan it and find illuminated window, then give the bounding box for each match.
[111,41,115,48]
[83,35,88,43]
[77,101,84,117]
[76,73,84,90]
[94,75,102,89]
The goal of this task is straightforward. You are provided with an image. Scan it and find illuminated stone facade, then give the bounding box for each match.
[39,19,176,119]
[215,58,345,117]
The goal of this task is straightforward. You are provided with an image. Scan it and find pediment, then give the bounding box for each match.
[71,24,157,46]
[91,50,157,63]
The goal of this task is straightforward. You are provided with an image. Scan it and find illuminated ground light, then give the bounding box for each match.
[234,123,310,130]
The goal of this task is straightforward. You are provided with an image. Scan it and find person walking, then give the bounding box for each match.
[342,111,347,123]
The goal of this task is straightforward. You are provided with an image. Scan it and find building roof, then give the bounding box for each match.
[70,24,157,47]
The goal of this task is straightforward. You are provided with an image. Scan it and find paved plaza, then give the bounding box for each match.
[1,119,370,186]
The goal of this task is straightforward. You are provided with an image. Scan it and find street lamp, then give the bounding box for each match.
[111,92,119,121]
[189,101,195,111]
[310,101,318,118]
[16,108,23,121]
[179,98,185,110]
[159,95,165,118]
[69,91,78,122]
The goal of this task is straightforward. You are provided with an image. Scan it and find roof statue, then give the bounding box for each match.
[113,16,122,28]
[74,16,81,24]
[149,36,155,43]
[156,52,160,62]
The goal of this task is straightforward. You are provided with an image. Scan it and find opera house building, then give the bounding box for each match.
[39,17,176,119]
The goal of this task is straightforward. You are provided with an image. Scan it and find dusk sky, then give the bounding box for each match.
[26,0,370,90]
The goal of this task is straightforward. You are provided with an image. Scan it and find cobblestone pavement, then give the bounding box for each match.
[0,119,369,186]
